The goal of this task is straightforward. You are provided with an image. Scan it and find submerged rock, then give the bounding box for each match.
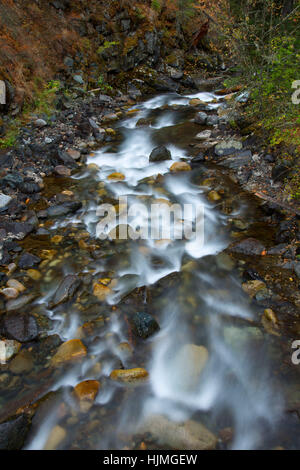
[51,339,87,366]
[19,252,41,269]
[170,162,191,172]
[138,415,217,450]
[44,425,66,450]
[149,146,172,162]
[110,368,149,384]
[229,238,265,256]
[174,344,209,389]
[74,380,100,412]
[52,274,81,306]
[130,311,160,339]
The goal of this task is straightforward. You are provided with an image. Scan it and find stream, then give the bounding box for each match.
[1,88,299,450]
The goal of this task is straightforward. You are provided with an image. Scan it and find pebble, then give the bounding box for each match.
[27,269,42,281]
[93,282,112,301]
[107,172,125,181]
[0,339,21,362]
[1,312,38,342]
[7,279,26,292]
[242,280,266,298]
[9,350,33,374]
[51,339,87,366]
[74,380,100,412]
[196,130,212,140]
[44,425,66,450]
[67,149,81,160]
[207,190,222,202]
[110,368,149,384]
[54,166,71,177]
[34,119,47,128]
[1,287,19,299]
[170,162,191,172]
[138,415,217,450]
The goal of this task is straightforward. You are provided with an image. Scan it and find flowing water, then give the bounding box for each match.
[2,89,299,450]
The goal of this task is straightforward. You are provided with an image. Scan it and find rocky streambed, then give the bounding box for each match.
[0,82,299,450]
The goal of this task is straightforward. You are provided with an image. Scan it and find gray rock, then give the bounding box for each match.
[73,75,84,85]
[0,193,12,211]
[218,150,252,170]
[46,201,82,217]
[1,313,38,342]
[149,146,172,162]
[52,274,81,307]
[19,252,41,269]
[34,119,47,128]
[215,140,243,156]
[229,238,265,256]
[0,414,32,450]
[196,130,211,140]
[194,112,208,125]
[206,115,219,126]
[130,312,160,339]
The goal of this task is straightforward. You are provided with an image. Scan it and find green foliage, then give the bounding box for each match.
[97,74,113,93]
[97,41,119,55]
[0,121,19,148]
[151,0,161,12]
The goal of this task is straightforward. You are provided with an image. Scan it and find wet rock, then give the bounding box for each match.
[130,311,160,339]
[110,368,149,384]
[67,149,81,160]
[107,172,125,181]
[9,350,33,374]
[189,98,207,106]
[0,414,32,450]
[139,415,217,450]
[242,280,266,298]
[175,344,209,389]
[19,252,41,269]
[216,252,236,271]
[46,201,82,217]
[1,287,19,299]
[194,112,207,125]
[93,282,112,301]
[74,380,100,412]
[214,140,243,157]
[229,238,265,256]
[0,339,21,362]
[52,274,81,306]
[7,279,25,292]
[1,313,38,342]
[170,162,191,172]
[207,190,222,202]
[44,425,66,450]
[51,339,87,366]
[27,269,41,281]
[149,146,171,162]
[54,165,71,177]
[6,294,35,312]
[224,326,263,349]
[261,308,280,336]
[73,75,84,85]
